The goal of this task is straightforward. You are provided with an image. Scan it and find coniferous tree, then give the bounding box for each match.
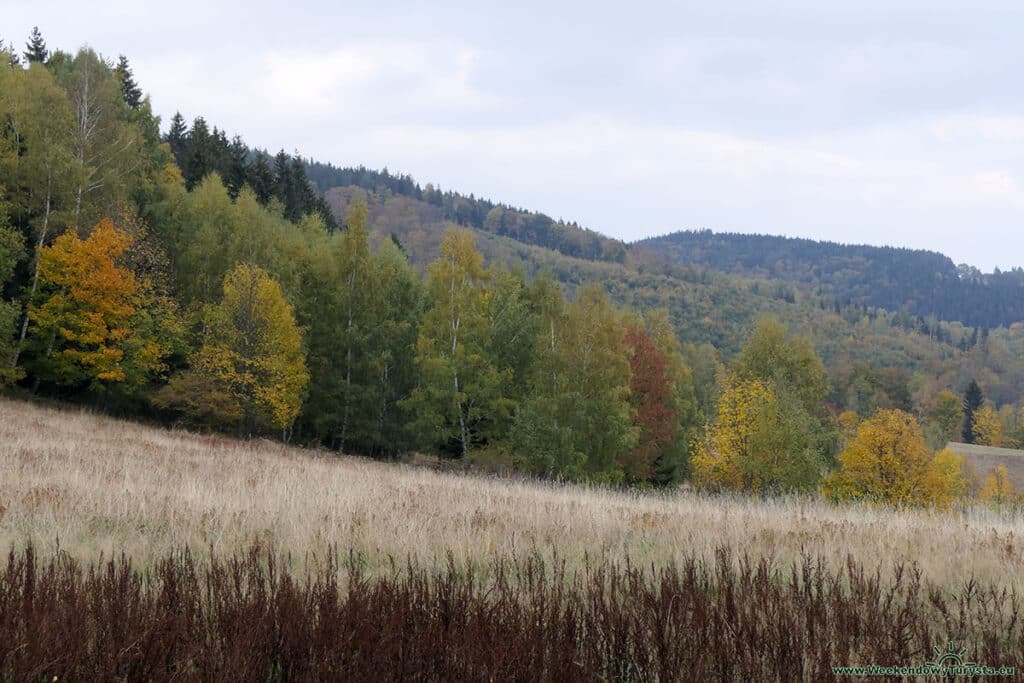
[114,55,142,109]
[224,136,249,199]
[249,151,275,204]
[1,38,20,67]
[183,117,211,189]
[962,380,984,444]
[23,27,47,64]
[166,113,188,166]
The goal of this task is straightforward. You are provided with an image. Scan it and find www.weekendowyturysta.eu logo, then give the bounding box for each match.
[832,641,1016,678]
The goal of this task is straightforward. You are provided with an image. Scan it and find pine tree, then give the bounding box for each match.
[962,380,984,443]
[224,135,249,199]
[1,38,20,67]
[114,55,143,109]
[166,113,188,166]
[249,151,275,204]
[23,27,47,64]
[183,117,211,189]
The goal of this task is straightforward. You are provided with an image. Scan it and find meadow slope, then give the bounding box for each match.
[1,397,1022,589]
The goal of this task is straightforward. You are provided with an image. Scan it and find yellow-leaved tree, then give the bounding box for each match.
[979,465,1018,508]
[159,264,308,435]
[25,219,169,390]
[972,404,1005,447]
[692,378,823,494]
[823,409,966,508]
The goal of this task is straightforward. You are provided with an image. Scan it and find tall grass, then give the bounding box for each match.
[2,397,1023,588]
[0,544,1020,680]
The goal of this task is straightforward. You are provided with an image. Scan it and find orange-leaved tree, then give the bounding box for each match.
[26,218,166,389]
[823,409,966,508]
[623,325,677,484]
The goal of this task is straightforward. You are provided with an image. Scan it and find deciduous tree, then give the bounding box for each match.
[823,409,964,508]
[159,264,308,434]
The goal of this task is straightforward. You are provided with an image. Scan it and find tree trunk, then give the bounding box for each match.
[12,178,52,370]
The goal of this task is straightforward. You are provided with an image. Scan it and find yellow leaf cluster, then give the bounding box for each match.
[979,465,1018,507]
[972,404,1004,447]
[823,409,965,508]
[692,378,774,492]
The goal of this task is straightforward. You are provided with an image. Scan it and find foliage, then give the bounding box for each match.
[972,404,1005,447]
[823,410,965,508]
[159,265,307,433]
[404,229,510,457]
[638,228,1024,329]
[692,378,824,494]
[979,465,1019,508]
[961,379,985,444]
[26,219,166,390]
[512,285,636,482]
[928,389,963,445]
[732,316,829,414]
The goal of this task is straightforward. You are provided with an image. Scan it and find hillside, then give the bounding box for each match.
[635,230,1024,328]
[2,397,1021,588]
[323,185,1024,410]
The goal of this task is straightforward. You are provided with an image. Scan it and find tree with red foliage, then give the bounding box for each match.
[623,325,680,484]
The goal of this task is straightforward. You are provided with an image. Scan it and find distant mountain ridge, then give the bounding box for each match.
[307,161,1024,329]
[635,230,1024,328]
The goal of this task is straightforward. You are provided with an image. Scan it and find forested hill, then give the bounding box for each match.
[635,230,1024,329]
[305,162,627,263]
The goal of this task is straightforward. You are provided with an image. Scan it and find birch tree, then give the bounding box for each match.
[404,229,505,457]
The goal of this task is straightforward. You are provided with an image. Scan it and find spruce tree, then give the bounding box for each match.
[224,136,249,200]
[273,150,292,211]
[962,379,984,444]
[114,55,143,109]
[1,38,20,67]
[183,117,211,189]
[249,151,275,204]
[166,113,188,166]
[23,27,47,64]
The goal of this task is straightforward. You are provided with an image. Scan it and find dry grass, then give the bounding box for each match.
[2,397,1023,588]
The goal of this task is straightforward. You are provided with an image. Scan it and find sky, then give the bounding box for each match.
[7,1,1024,270]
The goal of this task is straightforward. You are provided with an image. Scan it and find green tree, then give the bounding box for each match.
[4,62,79,370]
[54,48,143,230]
[0,203,25,383]
[693,378,824,494]
[113,55,143,110]
[23,27,47,64]
[733,316,829,414]
[511,285,636,482]
[962,379,984,443]
[928,389,963,445]
[166,112,188,166]
[404,229,509,457]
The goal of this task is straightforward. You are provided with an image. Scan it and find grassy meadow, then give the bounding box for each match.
[2,396,1023,587]
[3,396,1024,678]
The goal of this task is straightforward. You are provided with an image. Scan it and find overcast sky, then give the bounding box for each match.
[7,1,1024,269]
